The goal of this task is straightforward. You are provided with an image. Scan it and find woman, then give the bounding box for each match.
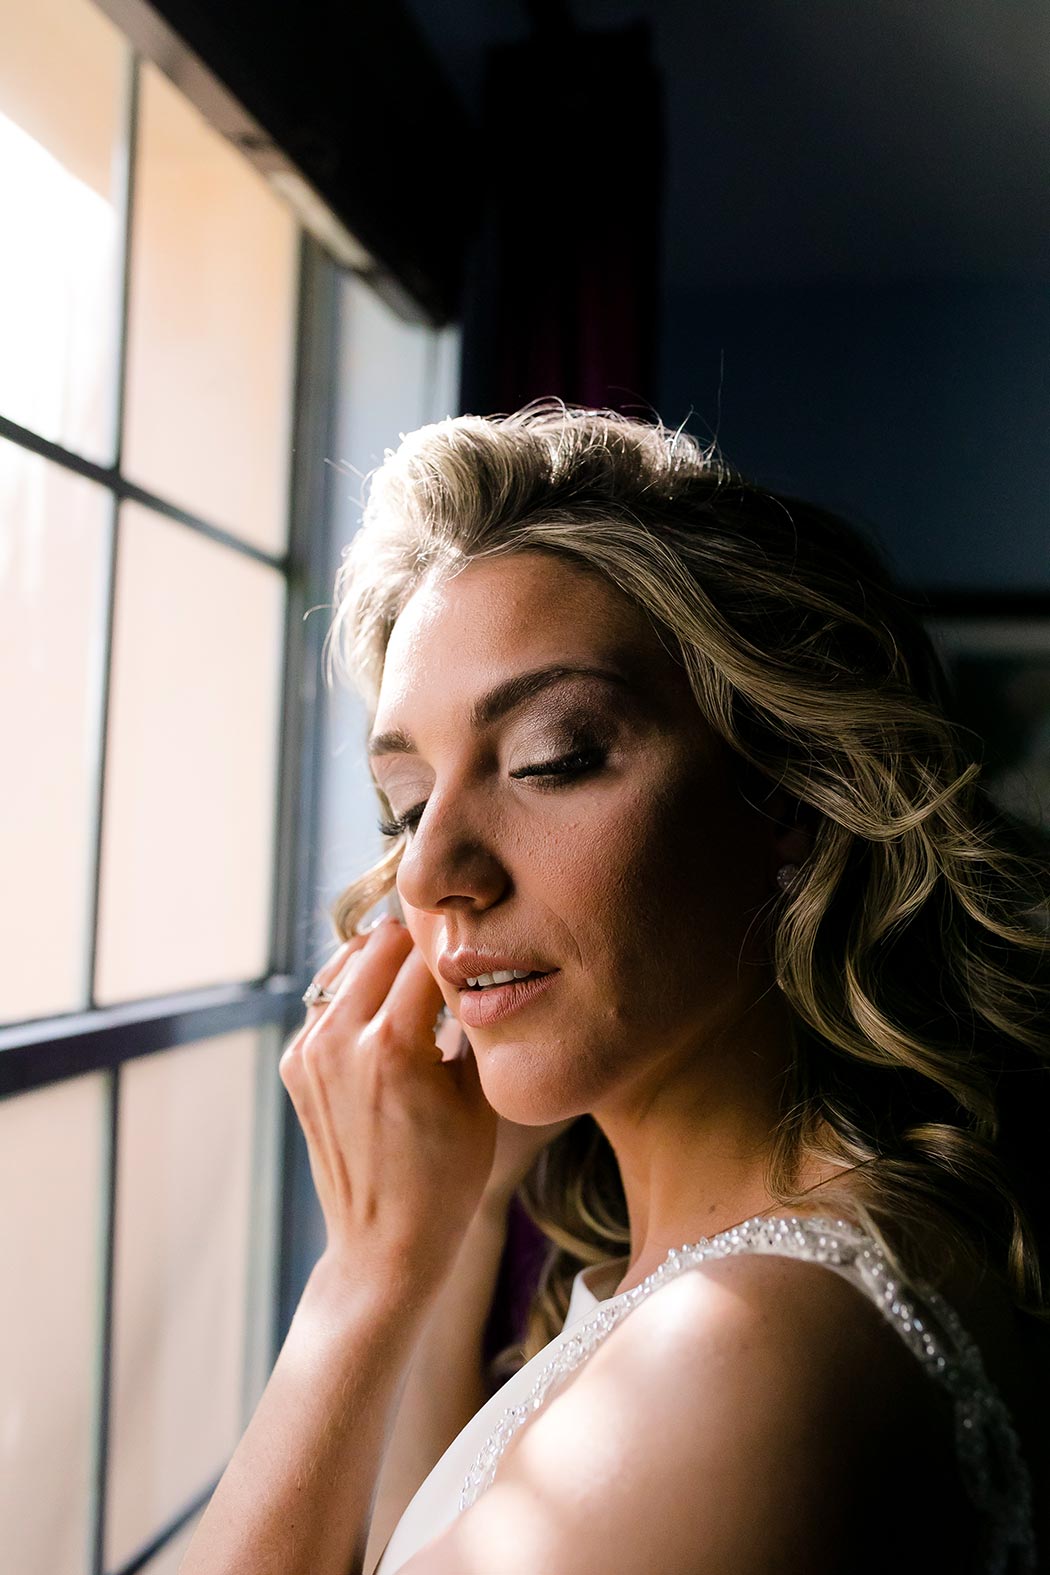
[182,402,1049,1575]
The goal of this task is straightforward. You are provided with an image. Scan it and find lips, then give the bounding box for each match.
[454,968,560,1028]
[437,950,555,990]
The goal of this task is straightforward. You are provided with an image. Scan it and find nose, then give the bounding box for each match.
[395,789,510,914]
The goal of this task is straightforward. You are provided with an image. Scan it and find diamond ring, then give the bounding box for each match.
[302,979,338,1008]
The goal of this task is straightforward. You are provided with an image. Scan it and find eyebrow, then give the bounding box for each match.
[367,664,632,758]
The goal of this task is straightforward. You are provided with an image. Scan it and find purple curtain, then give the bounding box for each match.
[460,15,666,419]
[482,1194,553,1374]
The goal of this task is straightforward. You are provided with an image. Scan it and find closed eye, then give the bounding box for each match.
[376,746,606,839]
[509,745,605,782]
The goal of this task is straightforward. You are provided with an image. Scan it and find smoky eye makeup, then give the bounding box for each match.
[510,685,624,748]
[510,691,634,771]
[375,715,619,838]
[509,708,612,761]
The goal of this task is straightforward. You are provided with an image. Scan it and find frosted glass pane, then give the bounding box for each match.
[0,0,125,461]
[0,1074,106,1575]
[316,272,461,934]
[241,1027,285,1417]
[105,1032,258,1569]
[95,502,284,1005]
[0,439,111,1024]
[123,62,298,554]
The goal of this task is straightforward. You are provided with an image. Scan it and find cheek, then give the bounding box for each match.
[519,815,653,977]
[560,775,698,912]
[563,774,750,979]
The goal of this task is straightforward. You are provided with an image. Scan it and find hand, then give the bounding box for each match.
[434,1013,575,1214]
[280,918,497,1296]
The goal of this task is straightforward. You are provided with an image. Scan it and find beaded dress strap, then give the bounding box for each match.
[459,1214,1036,1574]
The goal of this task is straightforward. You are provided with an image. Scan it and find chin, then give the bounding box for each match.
[469,1034,590,1126]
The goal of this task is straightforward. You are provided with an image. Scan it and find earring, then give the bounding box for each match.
[776,862,800,891]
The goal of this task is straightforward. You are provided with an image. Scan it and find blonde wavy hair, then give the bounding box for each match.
[321,399,1050,1381]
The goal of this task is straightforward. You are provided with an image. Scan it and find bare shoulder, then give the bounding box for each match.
[606,1247,930,1392]
[403,1252,972,1575]
[579,1250,961,1476]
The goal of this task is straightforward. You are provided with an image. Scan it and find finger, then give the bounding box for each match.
[308,912,393,994]
[447,1033,488,1107]
[310,935,366,992]
[281,1067,337,1220]
[309,910,408,1002]
[327,915,414,1021]
[435,1011,465,1062]
[377,941,447,1055]
[279,1044,321,1158]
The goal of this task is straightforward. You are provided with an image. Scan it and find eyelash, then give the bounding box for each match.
[376,745,606,839]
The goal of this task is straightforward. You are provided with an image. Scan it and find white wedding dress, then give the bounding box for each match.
[373,1213,1037,1575]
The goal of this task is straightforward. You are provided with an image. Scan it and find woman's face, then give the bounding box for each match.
[368,549,782,1124]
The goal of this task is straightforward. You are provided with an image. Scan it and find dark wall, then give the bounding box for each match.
[286,0,1050,592]
[648,0,1050,590]
[660,279,1050,591]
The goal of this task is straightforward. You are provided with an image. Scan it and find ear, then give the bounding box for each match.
[761,783,819,873]
[728,754,819,877]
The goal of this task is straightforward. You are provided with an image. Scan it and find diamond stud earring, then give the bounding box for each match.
[776,862,800,891]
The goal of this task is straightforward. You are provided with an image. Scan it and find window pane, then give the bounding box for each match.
[123,62,298,554]
[242,1028,285,1416]
[105,1031,260,1569]
[0,439,111,1025]
[316,271,461,941]
[95,502,284,1006]
[0,0,125,462]
[0,1074,107,1575]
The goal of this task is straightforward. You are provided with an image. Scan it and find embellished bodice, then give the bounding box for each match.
[459,1213,1037,1574]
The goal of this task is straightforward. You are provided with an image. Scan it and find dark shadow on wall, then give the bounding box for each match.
[660,277,1050,591]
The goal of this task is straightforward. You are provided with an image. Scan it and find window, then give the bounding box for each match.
[0,2,459,1571]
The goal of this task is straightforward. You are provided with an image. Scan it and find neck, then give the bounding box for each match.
[591,982,848,1295]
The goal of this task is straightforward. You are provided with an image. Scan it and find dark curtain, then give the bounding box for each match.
[482,1194,553,1374]
[460,13,666,419]
[474,17,665,1369]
